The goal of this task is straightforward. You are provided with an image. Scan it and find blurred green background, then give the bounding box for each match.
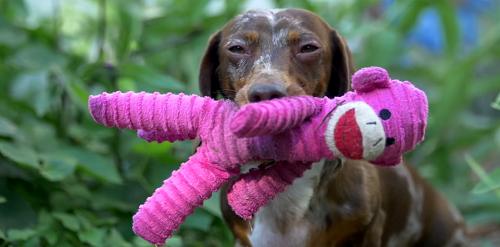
[0,0,499,246]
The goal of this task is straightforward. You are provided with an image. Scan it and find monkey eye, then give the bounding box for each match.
[379,109,391,120]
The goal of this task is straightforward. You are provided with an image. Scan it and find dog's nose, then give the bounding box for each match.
[248,84,287,102]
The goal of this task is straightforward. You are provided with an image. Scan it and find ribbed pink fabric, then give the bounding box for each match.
[88,92,334,245]
[89,92,336,165]
[132,155,233,244]
[227,161,313,220]
[89,92,227,142]
[349,67,428,165]
[88,66,428,245]
[230,96,321,137]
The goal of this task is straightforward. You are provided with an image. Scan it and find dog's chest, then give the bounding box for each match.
[248,161,324,247]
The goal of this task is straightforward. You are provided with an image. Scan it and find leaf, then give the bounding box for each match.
[0,229,5,239]
[0,141,39,169]
[90,183,139,211]
[38,155,77,181]
[492,93,500,110]
[0,116,17,137]
[434,0,460,56]
[132,139,173,156]
[78,228,106,247]
[183,209,214,231]
[472,168,500,194]
[113,1,142,61]
[7,228,37,241]
[465,154,500,194]
[202,191,222,218]
[64,148,122,184]
[23,237,41,247]
[10,70,51,116]
[0,0,28,24]
[0,196,5,204]
[0,185,38,229]
[36,210,58,245]
[119,63,185,91]
[392,1,429,33]
[74,211,93,229]
[67,80,90,108]
[105,229,132,247]
[7,44,66,70]
[165,235,183,247]
[0,20,27,47]
[132,236,154,247]
[117,77,137,92]
[53,212,80,232]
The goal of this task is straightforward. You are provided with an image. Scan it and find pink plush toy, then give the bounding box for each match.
[88,67,427,245]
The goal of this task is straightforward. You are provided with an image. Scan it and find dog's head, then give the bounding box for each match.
[199,9,353,105]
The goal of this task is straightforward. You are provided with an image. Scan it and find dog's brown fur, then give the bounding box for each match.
[199,9,466,247]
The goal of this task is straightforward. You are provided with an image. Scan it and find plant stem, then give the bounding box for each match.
[97,0,107,62]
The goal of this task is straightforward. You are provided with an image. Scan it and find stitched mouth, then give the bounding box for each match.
[373,137,383,147]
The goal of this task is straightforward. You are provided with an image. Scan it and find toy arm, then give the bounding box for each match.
[132,153,234,245]
[227,161,312,219]
[88,91,219,142]
[231,96,321,137]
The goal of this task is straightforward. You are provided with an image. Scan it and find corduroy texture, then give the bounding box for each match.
[348,67,428,165]
[88,93,333,245]
[227,161,313,220]
[132,156,233,245]
[230,96,321,137]
[88,92,218,143]
[87,66,428,245]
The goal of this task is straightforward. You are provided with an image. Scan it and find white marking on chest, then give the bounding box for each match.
[249,160,324,247]
[387,165,424,247]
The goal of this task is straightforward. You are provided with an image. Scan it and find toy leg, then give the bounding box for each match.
[227,161,312,220]
[132,155,234,245]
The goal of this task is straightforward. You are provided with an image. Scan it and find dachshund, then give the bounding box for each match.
[198,8,466,247]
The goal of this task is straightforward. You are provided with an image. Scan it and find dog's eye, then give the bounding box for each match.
[228,45,246,54]
[300,44,319,53]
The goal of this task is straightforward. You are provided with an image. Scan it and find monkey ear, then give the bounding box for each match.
[326,30,354,98]
[351,67,390,93]
[199,31,222,98]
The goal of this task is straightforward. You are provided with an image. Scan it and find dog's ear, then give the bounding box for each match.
[199,31,222,98]
[326,30,354,98]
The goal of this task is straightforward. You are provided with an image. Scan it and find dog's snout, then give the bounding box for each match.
[248,84,287,102]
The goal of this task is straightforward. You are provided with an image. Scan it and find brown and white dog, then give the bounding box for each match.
[198,9,466,247]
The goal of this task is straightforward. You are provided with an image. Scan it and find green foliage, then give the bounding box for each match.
[0,0,498,246]
[0,0,236,246]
